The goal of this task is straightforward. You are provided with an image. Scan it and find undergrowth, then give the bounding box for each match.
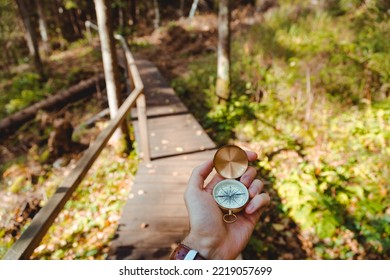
[0,42,102,119]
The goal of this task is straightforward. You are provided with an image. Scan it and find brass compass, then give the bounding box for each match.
[212,145,249,223]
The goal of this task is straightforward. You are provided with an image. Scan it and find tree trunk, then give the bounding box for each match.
[153,0,160,29]
[16,0,45,80]
[180,0,185,17]
[130,0,137,25]
[94,0,130,152]
[36,0,51,55]
[70,8,82,37]
[50,0,67,47]
[189,0,199,19]
[216,0,231,102]
[118,6,124,29]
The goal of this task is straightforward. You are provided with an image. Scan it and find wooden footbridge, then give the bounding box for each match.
[107,59,216,259]
[3,23,217,260]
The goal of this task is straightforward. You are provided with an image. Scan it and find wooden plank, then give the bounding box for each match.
[131,104,188,118]
[110,231,185,249]
[135,163,216,175]
[121,203,188,218]
[124,192,185,205]
[134,177,189,185]
[117,216,188,232]
[134,127,215,159]
[149,149,216,161]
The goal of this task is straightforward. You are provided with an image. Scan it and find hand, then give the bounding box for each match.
[182,150,270,260]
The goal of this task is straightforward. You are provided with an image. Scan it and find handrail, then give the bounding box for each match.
[3,21,150,260]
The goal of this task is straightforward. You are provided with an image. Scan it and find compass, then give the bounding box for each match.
[212,145,250,223]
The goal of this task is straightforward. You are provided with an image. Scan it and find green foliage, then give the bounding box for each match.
[64,1,78,10]
[173,0,390,259]
[1,72,52,116]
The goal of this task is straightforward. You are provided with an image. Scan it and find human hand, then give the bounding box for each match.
[182,150,270,260]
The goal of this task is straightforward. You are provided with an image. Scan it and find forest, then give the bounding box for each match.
[0,0,389,260]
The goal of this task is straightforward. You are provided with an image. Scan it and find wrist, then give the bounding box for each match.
[182,233,223,260]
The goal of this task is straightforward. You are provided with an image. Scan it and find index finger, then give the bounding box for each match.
[245,150,258,162]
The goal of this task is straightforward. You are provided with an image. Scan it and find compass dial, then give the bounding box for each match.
[212,179,249,212]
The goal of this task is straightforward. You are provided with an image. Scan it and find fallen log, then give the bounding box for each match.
[0,74,105,139]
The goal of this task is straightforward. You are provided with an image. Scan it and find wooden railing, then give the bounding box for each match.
[3,21,150,260]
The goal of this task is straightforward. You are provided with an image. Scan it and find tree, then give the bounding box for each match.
[16,0,45,80]
[130,0,137,25]
[94,0,130,152]
[36,0,51,55]
[188,0,199,19]
[216,0,231,102]
[180,0,185,17]
[152,0,160,29]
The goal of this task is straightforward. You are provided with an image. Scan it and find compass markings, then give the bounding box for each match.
[216,185,246,207]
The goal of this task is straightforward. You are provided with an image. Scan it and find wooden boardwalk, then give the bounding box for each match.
[107,59,217,259]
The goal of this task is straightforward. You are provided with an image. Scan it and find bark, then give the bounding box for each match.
[0,74,105,138]
[16,0,45,80]
[130,0,137,25]
[54,0,79,41]
[2,45,11,72]
[180,0,185,18]
[36,0,51,55]
[50,0,66,46]
[94,0,130,151]
[118,6,124,29]
[153,0,160,29]
[216,0,231,102]
[70,8,82,37]
[189,0,199,19]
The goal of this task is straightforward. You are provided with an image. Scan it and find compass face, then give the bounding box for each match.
[212,179,249,211]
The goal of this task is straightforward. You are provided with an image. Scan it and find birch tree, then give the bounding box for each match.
[216,0,231,102]
[94,0,130,152]
[153,0,160,29]
[188,0,199,19]
[36,0,51,55]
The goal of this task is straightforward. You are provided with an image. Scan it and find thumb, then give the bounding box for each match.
[187,159,214,192]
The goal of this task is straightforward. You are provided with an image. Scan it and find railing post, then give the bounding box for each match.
[136,92,150,162]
